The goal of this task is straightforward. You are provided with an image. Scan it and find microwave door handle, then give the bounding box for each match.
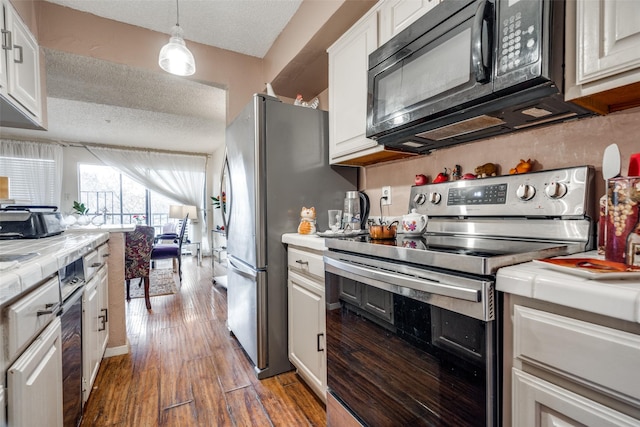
[471,0,492,83]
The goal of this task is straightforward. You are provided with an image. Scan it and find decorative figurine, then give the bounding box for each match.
[475,163,498,178]
[509,159,535,174]
[452,164,462,180]
[433,168,449,183]
[415,174,429,186]
[297,206,317,235]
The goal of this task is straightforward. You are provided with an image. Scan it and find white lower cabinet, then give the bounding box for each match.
[82,265,109,403]
[505,298,640,425]
[7,317,63,427]
[513,369,640,427]
[287,245,326,401]
[0,386,4,427]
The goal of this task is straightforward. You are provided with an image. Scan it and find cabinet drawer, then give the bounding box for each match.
[513,369,640,427]
[84,247,105,279]
[514,305,640,405]
[288,247,324,280]
[97,243,110,265]
[4,276,61,362]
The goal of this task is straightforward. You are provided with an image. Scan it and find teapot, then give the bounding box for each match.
[401,209,427,236]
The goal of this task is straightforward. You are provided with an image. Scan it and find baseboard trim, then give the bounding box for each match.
[104,341,130,358]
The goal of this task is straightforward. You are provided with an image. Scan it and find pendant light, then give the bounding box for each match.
[158,0,196,76]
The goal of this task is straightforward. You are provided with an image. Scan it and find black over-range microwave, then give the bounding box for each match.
[366,0,594,154]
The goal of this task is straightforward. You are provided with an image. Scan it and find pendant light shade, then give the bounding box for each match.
[159,0,195,76]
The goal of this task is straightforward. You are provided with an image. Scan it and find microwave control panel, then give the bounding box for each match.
[497,0,540,75]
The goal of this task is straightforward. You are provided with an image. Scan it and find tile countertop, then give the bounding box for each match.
[497,251,640,324]
[0,231,109,307]
[281,233,326,251]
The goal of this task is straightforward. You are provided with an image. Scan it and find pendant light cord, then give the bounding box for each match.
[175,0,180,27]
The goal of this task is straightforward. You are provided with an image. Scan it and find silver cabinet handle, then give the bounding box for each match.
[91,262,102,268]
[102,253,110,258]
[101,307,108,323]
[13,44,23,63]
[98,314,107,331]
[295,259,308,266]
[1,29,11,50]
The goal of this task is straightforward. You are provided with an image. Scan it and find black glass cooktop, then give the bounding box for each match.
[325,234,582,275]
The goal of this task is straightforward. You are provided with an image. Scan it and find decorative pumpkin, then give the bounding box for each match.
[509,159,534,174]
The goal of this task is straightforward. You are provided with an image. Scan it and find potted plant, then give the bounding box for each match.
[72,201,90,225]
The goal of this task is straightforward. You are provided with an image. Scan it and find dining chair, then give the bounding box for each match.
[125,225,155,310]
[151,214,188,281]
[155,222,178,243]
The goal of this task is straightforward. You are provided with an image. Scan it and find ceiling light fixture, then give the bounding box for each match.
[158,0,196,76]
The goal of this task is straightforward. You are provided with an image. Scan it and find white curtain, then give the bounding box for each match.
[86,146,208,249]
[0,139,63,206]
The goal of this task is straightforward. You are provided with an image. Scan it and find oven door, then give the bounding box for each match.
[366,0,494,141]
[325,253,499,426]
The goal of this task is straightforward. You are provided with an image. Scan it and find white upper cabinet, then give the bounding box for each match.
[327,2,418,166]
[328,9,379,165]
[1,0,44,128]
[566,0,640,114]
[0,4,6,91]
[379,0,440,45]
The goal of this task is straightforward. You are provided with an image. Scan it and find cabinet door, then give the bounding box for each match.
[288,270,326,400]
[328,10,379,162]
[513,369,640,427]
[379,0,440,45]
[0,4,7,91]
[82,275,100,403]
[97,267,109,358]
[575,0,640,88]
[5,3,41,119]
[7,317,63,427]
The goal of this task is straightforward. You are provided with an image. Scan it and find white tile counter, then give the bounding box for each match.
[282,233,327,252]
[497,251,640,324]
[0,232,108,306]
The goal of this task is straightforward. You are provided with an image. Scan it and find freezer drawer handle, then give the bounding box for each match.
[37,302,60,316]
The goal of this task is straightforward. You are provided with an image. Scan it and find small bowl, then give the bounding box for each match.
[369,223,397,240]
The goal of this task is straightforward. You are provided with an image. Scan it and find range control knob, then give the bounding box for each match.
[429,192,442,204]
[413,193,427,205]
[545,181,567,199]
[516,184,536,201]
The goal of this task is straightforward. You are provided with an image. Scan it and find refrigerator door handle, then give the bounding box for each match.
[228,256,257,278]
[220,150,231,234]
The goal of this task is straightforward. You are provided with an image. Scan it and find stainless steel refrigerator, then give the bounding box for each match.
[221,94,357,379]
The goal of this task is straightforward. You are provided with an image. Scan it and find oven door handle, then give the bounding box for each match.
[324,256,480,302]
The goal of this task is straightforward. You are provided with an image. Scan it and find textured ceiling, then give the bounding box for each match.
[2,0,305,154]
[42,0,303,58]
[5,49,226,154]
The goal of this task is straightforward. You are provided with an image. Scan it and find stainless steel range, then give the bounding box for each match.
[324,165,595,427]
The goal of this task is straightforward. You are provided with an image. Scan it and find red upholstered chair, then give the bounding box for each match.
[125,225,155,310]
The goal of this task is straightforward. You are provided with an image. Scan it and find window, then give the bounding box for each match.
[78,164,178,232]
[0,140,62,205]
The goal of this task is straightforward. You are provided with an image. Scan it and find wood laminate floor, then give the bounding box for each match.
[81,257,326,426]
